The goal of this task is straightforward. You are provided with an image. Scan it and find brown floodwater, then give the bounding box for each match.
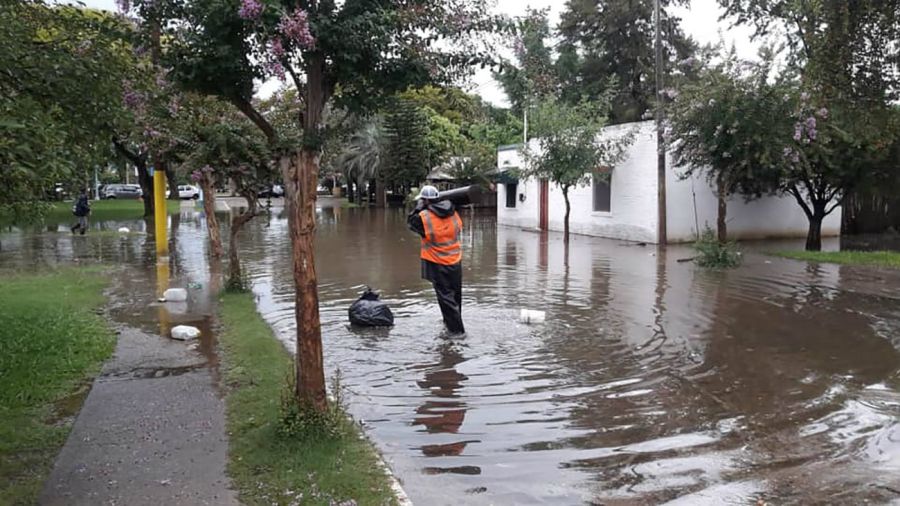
[3,202,900,504]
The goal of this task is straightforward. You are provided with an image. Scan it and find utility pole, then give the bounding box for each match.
[655,0,667,245]
[523,107,528,146]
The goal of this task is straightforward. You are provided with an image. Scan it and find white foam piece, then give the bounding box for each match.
[163,288,188,302]
[520,309,546,324]
[171,325,201,340]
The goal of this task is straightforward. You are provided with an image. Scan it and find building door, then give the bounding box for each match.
[539,179,549,231]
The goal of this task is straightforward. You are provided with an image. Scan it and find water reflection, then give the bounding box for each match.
[236,208,900,505]
[3,204,900,504]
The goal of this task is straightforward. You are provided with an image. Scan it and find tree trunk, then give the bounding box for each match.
[346,179,354,203]
[806,213,824,251]
[716,177,727,244]
[165,164,179,200]
[563,187,571,244]
[357,179,366,205]
[199,174,224,258]
[227,193,257,286]
[136,162,154,218]
[375,177,386,208]
[228,221,242,284]
[281,150,327,412]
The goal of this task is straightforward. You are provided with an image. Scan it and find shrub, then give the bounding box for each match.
[694,227,742,268]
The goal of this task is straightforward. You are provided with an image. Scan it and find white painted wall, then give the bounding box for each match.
[497,123,659,243]
[497,121,842,244]
[667,167,843,243]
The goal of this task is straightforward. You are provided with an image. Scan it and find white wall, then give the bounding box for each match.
[667,168,843,243]
[497,123,659,243]
[498,121,842,244]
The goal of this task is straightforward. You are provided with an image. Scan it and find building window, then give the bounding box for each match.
[593,174,611,212]
[505,183,518,208]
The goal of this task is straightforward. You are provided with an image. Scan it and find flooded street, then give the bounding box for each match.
[3,201,900,504]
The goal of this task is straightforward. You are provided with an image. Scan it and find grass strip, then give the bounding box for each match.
[0,267,116,504]
[1,200,181,227]
[773,250,900,269]
[217,292,398,506]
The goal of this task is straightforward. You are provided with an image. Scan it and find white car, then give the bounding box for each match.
[178,185,201,200]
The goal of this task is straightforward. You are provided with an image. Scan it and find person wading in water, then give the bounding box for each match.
[70,190,91,235]
[407,185,465,335]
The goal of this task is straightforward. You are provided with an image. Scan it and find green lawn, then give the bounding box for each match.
[0,268,116,504]
[773,250,900,269]
[47,199,180,222]
[1,200,180,227]
[217,292,397,506]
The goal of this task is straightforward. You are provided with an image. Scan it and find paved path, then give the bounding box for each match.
[40,261,238,505]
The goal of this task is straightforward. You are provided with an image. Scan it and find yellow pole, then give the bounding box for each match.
[153,169,168,256]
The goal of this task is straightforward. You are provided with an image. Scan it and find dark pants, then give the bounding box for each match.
[71,216,87,234]
[423,260,464,334]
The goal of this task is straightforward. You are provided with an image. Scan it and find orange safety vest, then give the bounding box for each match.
[420,210,463,265]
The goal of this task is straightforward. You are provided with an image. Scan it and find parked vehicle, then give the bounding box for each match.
[102,184,143,199]
[178,185,201,200]
[258,184,284,198]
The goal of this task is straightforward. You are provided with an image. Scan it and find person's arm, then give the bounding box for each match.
[407,200,426,238]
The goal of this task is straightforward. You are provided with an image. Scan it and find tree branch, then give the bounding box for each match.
[788,184,814,219]
[112,136,145,166]
[230,95,277,145]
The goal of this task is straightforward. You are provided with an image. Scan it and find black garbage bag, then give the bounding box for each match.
[348,288,394,327]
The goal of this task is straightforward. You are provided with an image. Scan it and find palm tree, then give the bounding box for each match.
[336,118,385,205]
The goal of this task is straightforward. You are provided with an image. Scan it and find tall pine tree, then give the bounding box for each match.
[383,98,431,193]
[559,0,697,123]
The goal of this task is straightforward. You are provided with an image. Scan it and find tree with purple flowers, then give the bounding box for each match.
[125,0,504,413]
[669,49,899,251]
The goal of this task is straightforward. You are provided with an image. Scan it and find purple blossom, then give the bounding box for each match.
[278,9,315,49]
[662,88,679,99]
[264,60,286,80]
[115,0,130,13]
[155,72,169,88]
[805,116,817,131]
[190,170,202,183]
[782,147,793,158]
[793,123,803,142]
[807,127,817,141]
[791,151,800,164]
[817,107,829,119]
[800,92,810,102]
[168,98,180,116]
[269,38,285,59]
[238,0,263,20]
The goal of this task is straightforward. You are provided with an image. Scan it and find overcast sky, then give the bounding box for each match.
[70,0,758,106]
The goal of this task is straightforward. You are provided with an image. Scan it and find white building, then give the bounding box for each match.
[496,121,842,243]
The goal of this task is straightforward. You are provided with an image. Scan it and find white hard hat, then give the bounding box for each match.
[416,185,440,200]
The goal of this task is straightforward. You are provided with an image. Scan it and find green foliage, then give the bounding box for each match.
[383,99,431,186]
[0,268,115,504]
[693,227,742,268]
[335,117,386,188]
[279,368,347,441]
[217,292,397,506]
[558,0,697,123]
[718,1,900,102]
[0,1,136,217]
[493,8,558,116]
[523,97,630,192]
[668,49,789,199]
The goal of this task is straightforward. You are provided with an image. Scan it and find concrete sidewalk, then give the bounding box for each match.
[39,265,238,505]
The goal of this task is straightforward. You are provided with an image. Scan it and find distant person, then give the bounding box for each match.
[71,190,91,235]
[407,185,465,335]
